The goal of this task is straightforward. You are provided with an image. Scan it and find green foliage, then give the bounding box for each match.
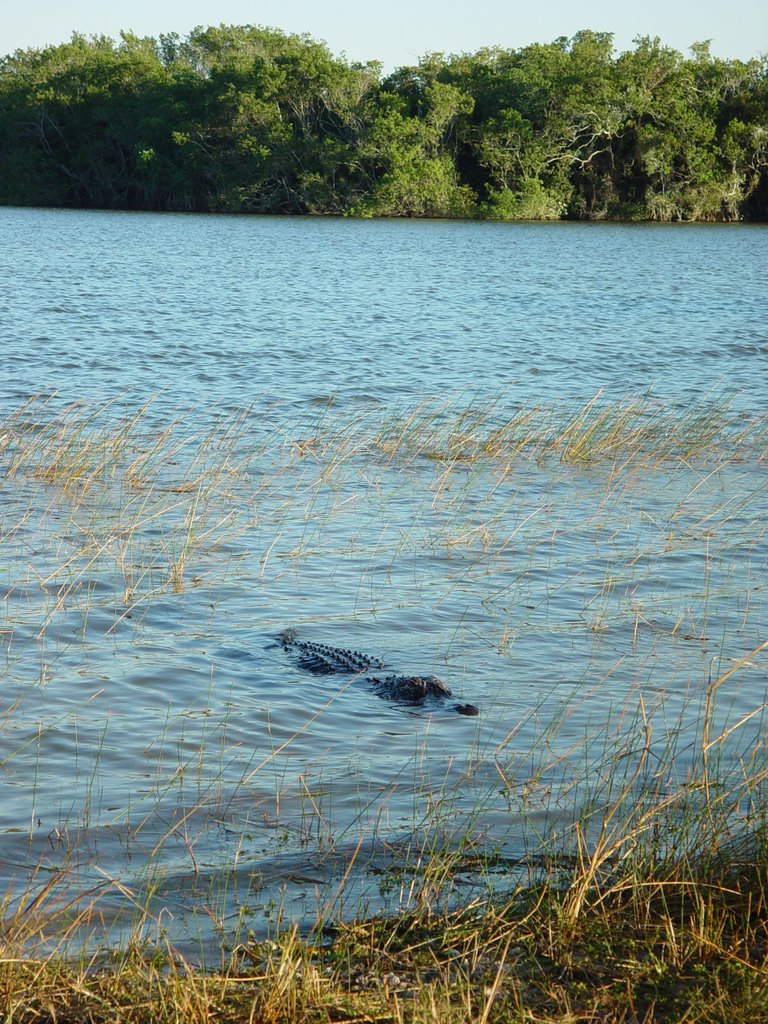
[351,152,476,218]
[0,26,766,219]
[480,180,567,220]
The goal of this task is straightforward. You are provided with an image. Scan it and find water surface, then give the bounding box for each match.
[1,209,766,413]
[0,209,766,956]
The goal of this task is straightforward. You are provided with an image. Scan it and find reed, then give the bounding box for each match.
[2,644,767,1022]
[292,392,768,469]
[2,707,768,1022]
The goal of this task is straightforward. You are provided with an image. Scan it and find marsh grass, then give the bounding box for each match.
[2,682,768,1023]
[3,676,768,1023]
[2,392,768,1021]
[292,391,768,469]
[0,396,261,638]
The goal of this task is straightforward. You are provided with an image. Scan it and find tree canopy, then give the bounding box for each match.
[1,26,766,219]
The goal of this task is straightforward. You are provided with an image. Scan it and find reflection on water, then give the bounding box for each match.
[0,209,767,957]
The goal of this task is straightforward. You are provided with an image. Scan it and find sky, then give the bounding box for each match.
[3,0,767,69]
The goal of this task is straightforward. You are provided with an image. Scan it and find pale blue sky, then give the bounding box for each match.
[3,0,766,68]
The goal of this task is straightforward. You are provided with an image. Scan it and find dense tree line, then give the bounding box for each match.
[1,25,766,220]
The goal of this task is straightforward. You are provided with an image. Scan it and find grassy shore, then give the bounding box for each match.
[1,393,767,1022]
[2,792,768,1022]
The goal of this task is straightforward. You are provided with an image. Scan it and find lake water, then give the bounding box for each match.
[0,208,767,958]
[2,209,767,413]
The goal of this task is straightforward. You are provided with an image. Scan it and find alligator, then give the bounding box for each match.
[276,629,479,716]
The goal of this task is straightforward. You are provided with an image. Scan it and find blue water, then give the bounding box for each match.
[1,209,766,414]
[0,208,767,958]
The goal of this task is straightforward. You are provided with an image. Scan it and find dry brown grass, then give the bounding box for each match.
[291,392,768,469]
